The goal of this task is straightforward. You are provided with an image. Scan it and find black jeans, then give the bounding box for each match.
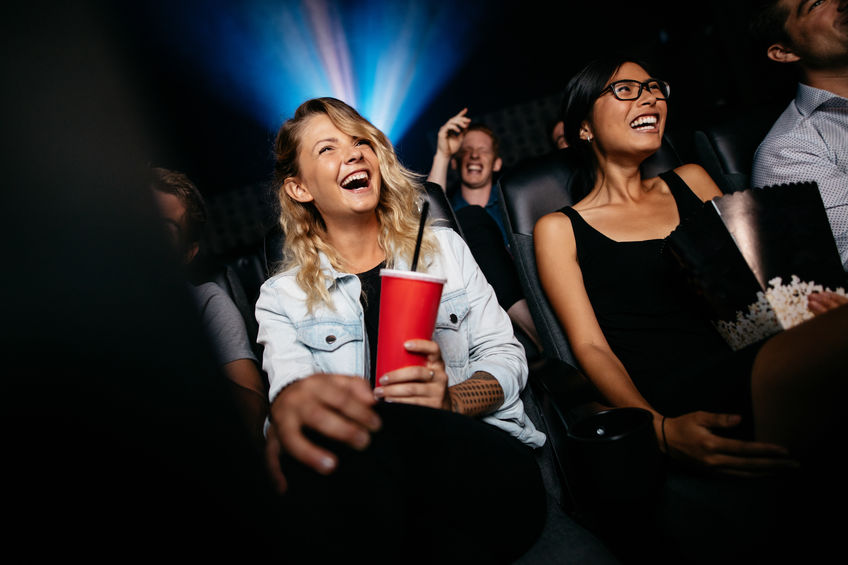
[276,402,546,564]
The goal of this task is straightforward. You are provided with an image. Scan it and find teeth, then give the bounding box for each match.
[630,115,658,129]
[341,171,369,187]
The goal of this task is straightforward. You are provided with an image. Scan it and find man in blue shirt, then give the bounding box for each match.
[427,108,541,353]
[428,108,509,247]
[751,0,848,270]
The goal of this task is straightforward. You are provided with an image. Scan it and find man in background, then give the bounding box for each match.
[428,108,542,355]
[151,167,268,444]
[751,0,848,270]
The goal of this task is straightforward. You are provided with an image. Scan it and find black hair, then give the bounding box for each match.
[559,54,653,197]
[750,0,792,54]
[149,167,208,244]
[464,122,500,159]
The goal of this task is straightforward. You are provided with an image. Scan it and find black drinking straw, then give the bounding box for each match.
[411,200,429,271]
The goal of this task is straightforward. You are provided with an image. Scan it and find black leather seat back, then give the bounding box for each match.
[423,181,464,237]
[263,221,286,278]
[190,242,266,359]
[642,133,684,179]
[693,104,784,193]
[210,262,261,358]
[499,149,582,366]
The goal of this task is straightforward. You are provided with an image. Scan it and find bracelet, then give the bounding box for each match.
[661,415,669,455]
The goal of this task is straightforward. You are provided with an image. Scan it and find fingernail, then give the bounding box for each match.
[373,387,384,398]
[404,340,414,348]
[379,375,389,386]
[354,432,370,450]
[319,456,336,473]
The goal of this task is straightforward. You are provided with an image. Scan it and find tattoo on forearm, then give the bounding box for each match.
[449,372,504,417]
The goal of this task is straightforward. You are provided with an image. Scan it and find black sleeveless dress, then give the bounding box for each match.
[560,170,760,427]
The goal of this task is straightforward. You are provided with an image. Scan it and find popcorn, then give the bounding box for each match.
[712,275,847,350]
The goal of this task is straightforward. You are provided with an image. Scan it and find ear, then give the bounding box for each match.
[493,156,503,173]
[284,177,314,203]
[767,42,801,64]
[184,242,199,264]
[579,121,594,142]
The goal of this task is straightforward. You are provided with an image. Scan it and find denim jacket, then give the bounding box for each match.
[255,227,545,448]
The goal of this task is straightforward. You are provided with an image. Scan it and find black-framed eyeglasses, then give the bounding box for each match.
[598,78,670,101]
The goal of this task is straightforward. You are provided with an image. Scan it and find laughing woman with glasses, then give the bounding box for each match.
[534,56,848,479]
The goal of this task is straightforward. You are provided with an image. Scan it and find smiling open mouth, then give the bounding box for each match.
[341,171,370,190]
[630,115,658,130]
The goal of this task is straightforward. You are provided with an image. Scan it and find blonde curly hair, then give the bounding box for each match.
[272,97,437,312]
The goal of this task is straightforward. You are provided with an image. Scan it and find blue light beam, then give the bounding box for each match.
[156,0,487,144]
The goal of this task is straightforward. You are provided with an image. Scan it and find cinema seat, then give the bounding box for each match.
[263,221,286,278]
[209,261,262,358]
[185,243,265,361]
[693,104,784,193]
[423,181,464,237]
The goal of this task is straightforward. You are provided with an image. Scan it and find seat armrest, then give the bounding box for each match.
[530,357,606,428]
[527,357,607,516]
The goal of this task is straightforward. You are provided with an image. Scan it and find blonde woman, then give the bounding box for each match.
[254,98,554,564]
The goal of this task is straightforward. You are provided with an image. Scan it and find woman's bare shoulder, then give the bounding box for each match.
[673,163,723,202]
[534,210,579,260]
[535,209,574,237]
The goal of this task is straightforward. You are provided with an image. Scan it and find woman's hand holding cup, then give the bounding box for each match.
[374,339,451,411]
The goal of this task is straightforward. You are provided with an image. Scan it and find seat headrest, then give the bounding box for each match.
[424,181,464,238]
[642,134,683,179]
[693,103,785,193]
[703,105,783,176]
[500,149,582,237]
[263,222,285,277]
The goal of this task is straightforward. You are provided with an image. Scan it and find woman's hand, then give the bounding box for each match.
[374,339,450,410]
[663,411,799,477]
[265,373,382,493]
[436,108,470,159]
[807,291,848,316]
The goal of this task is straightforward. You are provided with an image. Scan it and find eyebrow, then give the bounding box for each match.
[162,218,182,233]
[311,137,338,151]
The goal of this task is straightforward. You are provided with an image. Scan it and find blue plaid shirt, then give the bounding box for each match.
[752,83,848,270]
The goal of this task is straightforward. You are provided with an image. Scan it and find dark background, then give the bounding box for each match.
[113,0,796,197]
[0,2,805,556]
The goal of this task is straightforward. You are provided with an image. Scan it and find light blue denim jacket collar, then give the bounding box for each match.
[317,245,433,294]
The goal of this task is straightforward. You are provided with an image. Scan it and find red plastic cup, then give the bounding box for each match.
[375,268,446,379]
